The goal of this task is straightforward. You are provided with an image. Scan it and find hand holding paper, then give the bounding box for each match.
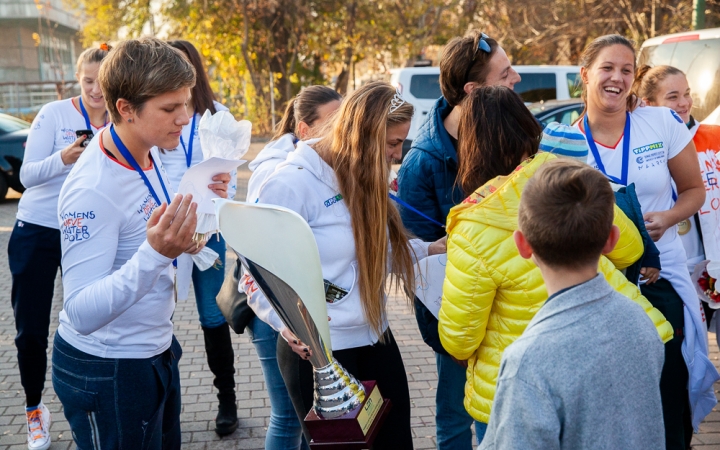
[176,110,253,242]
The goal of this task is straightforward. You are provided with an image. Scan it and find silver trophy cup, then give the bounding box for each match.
[216,199,366,419]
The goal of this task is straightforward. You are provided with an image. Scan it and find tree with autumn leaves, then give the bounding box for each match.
[71,0,720,133]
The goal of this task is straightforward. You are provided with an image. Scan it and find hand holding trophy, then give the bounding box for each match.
[216,199,391,448]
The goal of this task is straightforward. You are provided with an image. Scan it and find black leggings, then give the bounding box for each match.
[8,220,61,407]
[641,279,691,450]
[277,328,413,449]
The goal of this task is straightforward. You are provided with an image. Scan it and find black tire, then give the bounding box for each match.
[8,158,25,193]
[0,174,9,200]
[8,177,24,193]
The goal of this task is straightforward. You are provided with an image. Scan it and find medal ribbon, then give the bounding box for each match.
[109,125,177,270]
[179,110,198,168]
[584,111,631,186]
[78,97,108,130]
[389,193,445,228]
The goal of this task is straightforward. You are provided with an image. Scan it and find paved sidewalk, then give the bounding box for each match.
[0,142,719,449]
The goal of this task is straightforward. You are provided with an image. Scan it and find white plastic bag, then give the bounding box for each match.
[181,110,251,242]
[191,246,221,272]
[198,110,252,160]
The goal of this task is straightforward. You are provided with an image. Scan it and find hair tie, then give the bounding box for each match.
[100,43,109,51]
[389,90,406,114]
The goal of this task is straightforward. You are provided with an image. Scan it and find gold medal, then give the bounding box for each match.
[678,219,691,235]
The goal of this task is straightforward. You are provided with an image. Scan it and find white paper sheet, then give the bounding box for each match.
[177,157,246,214]
[413,253,448,319]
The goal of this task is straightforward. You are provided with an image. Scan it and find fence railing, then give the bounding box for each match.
[0,81,80,115]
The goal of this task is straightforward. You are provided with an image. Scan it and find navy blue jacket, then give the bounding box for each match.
[613,183,661,282]
[398,97,464,355]
[398,97,465,242]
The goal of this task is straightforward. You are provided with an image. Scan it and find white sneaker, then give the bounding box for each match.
[25,402,51,450]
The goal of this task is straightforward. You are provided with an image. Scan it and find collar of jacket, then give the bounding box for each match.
[526,274,612,330]
[420,96,458,166]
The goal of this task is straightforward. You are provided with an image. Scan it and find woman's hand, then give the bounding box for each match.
[60,135,88,165]
[281,328,312,360]
[209,173,232,199]
[643,211,674,242]
[146,194,197,259]
[428,236,447,256]
[640,267,660,284]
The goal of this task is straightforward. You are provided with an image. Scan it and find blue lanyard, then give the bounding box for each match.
[179,110,197,168]
[78,97,107,131]
[109,125,176,267]
[584,112,631,186]
[389,193,445,228]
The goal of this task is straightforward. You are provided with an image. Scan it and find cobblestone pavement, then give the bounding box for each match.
[1,142,720,449]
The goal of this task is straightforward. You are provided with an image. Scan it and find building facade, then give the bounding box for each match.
[0,0,82,113]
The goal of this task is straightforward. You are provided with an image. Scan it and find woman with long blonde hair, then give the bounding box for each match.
[251,81,445,448]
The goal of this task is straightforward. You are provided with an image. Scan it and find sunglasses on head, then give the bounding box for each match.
[465,33,492,83]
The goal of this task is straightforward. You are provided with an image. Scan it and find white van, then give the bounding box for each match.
[390,65,581,151]
[639,28,720,123]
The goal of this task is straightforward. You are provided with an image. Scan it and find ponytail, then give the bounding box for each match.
[633,64,684,103]
[272,98,297,141]
[271,85,342,142]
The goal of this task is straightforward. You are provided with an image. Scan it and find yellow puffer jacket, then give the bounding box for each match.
[438,152,673,423]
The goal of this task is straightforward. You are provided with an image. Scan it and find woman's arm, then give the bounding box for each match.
[20,107,80,188]
[240,271,286,333]
[439,231,497,360]
[61,191,194,335]
[644,142,705,241]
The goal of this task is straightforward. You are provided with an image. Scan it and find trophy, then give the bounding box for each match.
[215,199,391,448]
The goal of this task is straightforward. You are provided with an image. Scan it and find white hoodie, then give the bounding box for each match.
[246,133,296,202]
[243,140,429,350]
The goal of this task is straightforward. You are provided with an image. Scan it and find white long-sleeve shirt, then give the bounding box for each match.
[57,130,176,359]
[18,98,106,229]
[243,140,430,350]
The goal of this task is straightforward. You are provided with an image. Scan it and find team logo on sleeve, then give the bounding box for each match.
[670,110,683,123]
[137,194,159,221]
[60,211,94,242]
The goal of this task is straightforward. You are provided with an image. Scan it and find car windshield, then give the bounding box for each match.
[514,73,556,103]
[0,114,30,134]
[409,74,442,100]
[639,38,720,121]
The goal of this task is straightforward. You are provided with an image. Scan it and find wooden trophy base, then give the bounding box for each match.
[305,381,392,449]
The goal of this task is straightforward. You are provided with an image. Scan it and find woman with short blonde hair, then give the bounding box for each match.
[51,37,224,450]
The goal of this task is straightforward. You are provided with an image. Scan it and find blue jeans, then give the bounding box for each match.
[247,317,308,450]
[436,352,485,449]
[192,235,227,329]
[52,332,182,449]
[475,421,487,445]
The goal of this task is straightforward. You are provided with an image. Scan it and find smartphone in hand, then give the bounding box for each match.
[75,129,94,147]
